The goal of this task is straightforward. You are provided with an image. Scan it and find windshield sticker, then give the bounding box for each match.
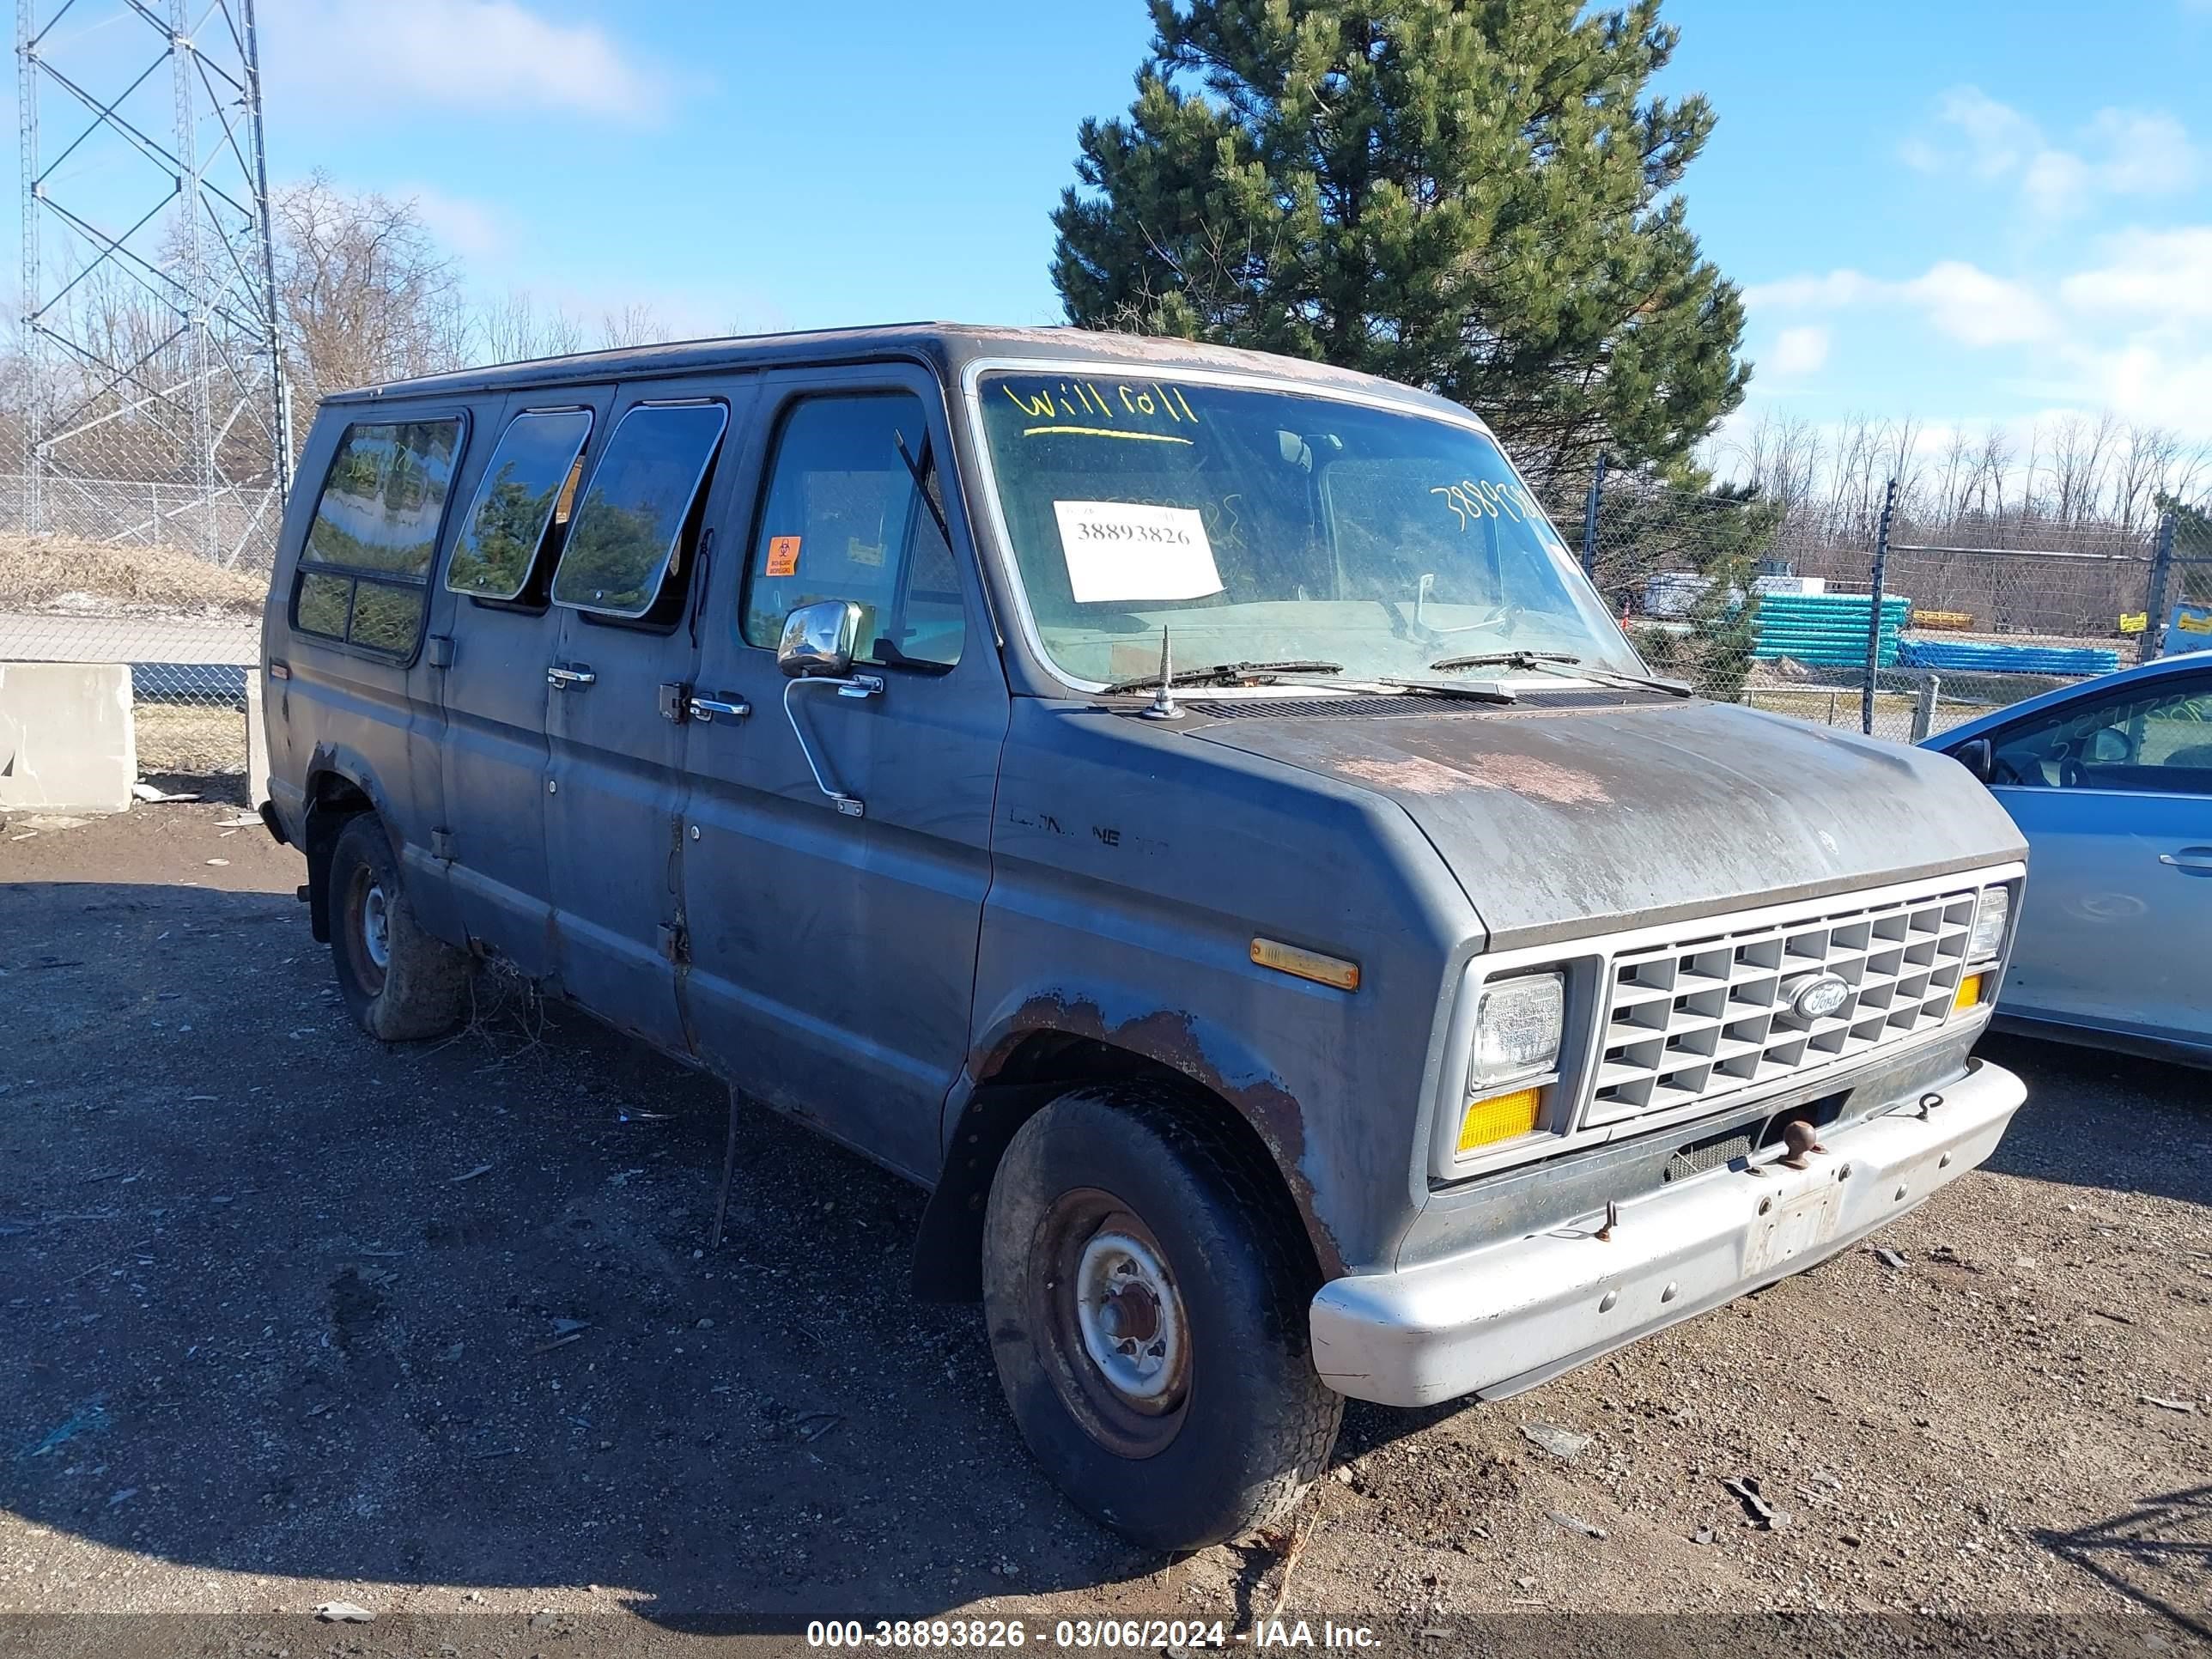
[1431,477,1539,530]
[1052,501,1224,604]
[766,535,801,576]
[1003,378,1201,444]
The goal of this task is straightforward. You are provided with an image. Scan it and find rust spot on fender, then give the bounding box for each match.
[979,993,1345,1279]
[1334,756,1470,797]
[1337,747,1613,806]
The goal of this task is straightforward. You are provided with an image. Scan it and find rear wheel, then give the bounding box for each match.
[981,1084,1342,1549]
[329,813,470,1041]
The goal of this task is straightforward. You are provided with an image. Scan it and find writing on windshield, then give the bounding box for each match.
[975,372,1639,690]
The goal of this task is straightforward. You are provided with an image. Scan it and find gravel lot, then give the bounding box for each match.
[1,804,2206,1656]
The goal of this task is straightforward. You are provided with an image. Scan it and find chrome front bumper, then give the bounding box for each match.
[1309,1058,2025,1407]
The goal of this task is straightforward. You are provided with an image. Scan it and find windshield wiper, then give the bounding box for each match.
[1100,659,1344,695]
[1428,650,1578,672]
[1373,678,1517,705]
[1429,650,1692,698]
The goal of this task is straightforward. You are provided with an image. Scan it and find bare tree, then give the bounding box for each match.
[273,171,468,416]
[475,289,586,367]
[597,304,676,349]
[2046,410,2118,527]
[1931,425,1973,526]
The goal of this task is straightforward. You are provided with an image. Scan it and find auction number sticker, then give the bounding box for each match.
[1052,500,1224,605]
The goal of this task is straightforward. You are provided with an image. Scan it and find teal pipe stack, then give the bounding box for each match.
[1750,593,1912,667]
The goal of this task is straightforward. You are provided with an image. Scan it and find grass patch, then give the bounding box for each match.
[0,533,264,614]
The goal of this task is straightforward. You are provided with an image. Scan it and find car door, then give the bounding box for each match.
[434,390,610,976]
[540,380,750,1051]
[1978,669,2212,1046]
[678,366,1009,1181]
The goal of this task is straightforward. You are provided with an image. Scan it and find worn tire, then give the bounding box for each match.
[329,813,470,1042]
[981,1083,1342,1550]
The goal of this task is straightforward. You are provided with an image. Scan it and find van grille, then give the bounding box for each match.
[1588,885,1979,1124]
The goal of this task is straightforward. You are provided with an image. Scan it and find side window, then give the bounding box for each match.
[1988,677,2212,793]
[445,408,593,605]
[740,392,964,668]
[550,401,728,621]
[292,418,465,654]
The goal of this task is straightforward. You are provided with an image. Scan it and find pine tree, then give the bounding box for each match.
[1052,0,1750,491]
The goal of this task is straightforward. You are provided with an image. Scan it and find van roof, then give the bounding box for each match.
[319,321,1478,425]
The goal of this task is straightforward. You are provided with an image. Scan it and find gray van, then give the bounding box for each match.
[259,325,2028,1549]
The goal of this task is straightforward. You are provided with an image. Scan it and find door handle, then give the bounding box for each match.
[687,695,750,723]
[547,664,597,690]
[2158,847,2212,875]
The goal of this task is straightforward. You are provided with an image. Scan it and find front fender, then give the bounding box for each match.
[963,984,1334,1267]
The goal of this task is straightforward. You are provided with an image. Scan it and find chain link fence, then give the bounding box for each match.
[0,473,270,789]
[1575,465,2204,746]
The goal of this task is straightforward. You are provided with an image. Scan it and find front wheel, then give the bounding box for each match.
[328,813,471,1042]
[981,1084,1342,1549]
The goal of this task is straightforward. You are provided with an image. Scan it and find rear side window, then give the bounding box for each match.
[550,402,728,620]
[446,409,593,604]
[293,417,465,654]
[740,393,964,668]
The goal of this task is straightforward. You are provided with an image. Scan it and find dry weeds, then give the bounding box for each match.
[0,532,264,615]
[134,702,246,778]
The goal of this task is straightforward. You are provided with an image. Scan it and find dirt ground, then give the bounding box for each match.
[0,805,2206,1657]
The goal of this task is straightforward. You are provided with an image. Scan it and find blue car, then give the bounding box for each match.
[1928,652,2212,1064]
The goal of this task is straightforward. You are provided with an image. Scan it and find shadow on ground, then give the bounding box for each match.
[1977,1032,2210,1208]
[0,878,1179,1631]
[2036,1483,2212,1642]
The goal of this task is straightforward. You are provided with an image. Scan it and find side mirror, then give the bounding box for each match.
[778,599,863,679]
[1953,738,1994,783]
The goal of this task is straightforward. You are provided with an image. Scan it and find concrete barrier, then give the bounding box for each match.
[0,661,137,815]
[245,672,270,810]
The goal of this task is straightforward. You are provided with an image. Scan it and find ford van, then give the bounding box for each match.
[259,325,2027,1549]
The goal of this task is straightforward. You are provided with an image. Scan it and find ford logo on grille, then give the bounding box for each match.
[1784,971,1851,1020]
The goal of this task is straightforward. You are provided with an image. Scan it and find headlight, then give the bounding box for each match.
[1968,887,2009,961]
[1470,971,1565,1089]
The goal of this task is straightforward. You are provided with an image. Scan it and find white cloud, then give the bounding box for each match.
[270,0,671,124]
[2052,338,2212,438]
[1901,87,2198,220]
[1768,325,1830,374]
[399,185,512,264]
[1900,262,2057,346]
[2059,225,2212,319]
[1745,261,2055,348]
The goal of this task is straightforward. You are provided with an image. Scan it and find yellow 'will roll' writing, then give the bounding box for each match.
[1002,379,1201,432]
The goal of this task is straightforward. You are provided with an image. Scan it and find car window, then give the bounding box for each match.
[739,393,964,669]
[550,401,728,620]
[294,417,465,655]
[446,409,593,603]
[1986,676,2212,795]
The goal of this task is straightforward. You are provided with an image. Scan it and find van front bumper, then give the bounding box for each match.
[1308,1058,2025,1407]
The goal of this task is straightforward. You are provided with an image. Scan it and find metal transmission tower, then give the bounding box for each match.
[16,0,289,566]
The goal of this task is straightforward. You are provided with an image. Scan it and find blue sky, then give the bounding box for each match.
[18,1,2212,453]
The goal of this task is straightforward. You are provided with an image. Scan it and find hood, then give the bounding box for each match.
[1191,696,2027,950]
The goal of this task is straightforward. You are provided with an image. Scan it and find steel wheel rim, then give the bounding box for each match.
[344,866,389,995]
[1074,1231,1183,1401]
[1030,1188,1191,1458]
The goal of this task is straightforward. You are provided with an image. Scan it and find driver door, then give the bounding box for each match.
[677,366,1009,1180]
[1981,669,2212,1045]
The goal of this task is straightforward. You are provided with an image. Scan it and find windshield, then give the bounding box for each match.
[975,371,1643,688]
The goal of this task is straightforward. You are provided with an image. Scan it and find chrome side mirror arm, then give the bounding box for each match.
[781,673,884,817]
